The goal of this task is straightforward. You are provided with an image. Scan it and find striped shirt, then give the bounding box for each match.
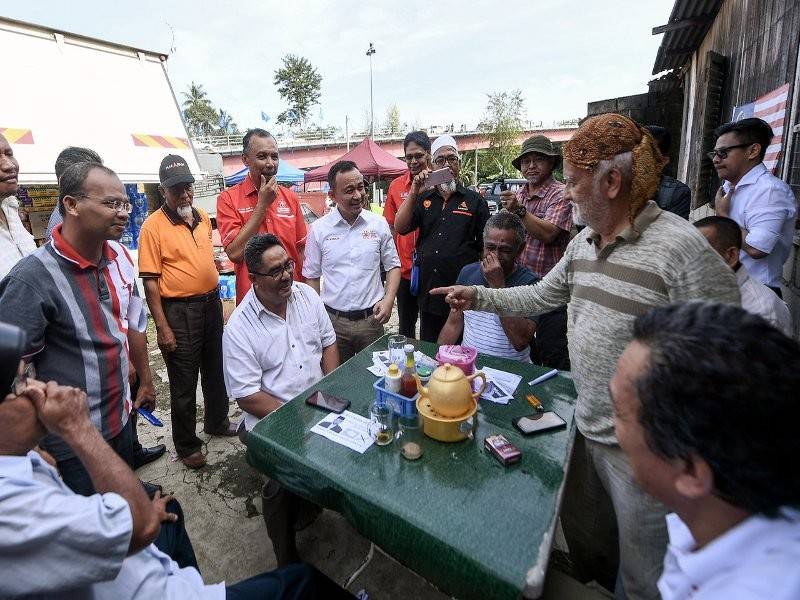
[473,202,740,444]
[0,225,147,460]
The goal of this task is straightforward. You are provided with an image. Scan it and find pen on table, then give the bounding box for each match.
[529,368,559,386]
[526,394,544,412]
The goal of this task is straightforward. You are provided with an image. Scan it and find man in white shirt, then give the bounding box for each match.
[712,117,797,296]
[0,372,347,598]
[303,160,401,361]
[223,233,339,567]
[0,133,37,280]
[610,301,800,600]
[695,215,792,335]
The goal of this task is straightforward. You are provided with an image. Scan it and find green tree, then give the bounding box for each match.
[385,104,401,134]
[182,82,218,137]
[479,90,525,179]
[273,55,322,128]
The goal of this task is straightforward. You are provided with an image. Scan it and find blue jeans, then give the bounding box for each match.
[226,563,353,599]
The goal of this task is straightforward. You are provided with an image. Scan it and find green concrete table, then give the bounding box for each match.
[247,336,577,599]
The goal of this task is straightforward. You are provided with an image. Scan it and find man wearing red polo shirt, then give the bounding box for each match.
[217,129,307,303]
[383,131,431,338]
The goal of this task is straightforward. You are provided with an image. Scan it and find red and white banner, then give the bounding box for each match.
[754,83,790,173]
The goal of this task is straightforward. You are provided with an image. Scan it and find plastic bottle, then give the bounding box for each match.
[385,363,402,393]
[400,343,417,398]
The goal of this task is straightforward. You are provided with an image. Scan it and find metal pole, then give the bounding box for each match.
[366,43,376,139]
[474,148,478,185]
[346,115,350,151]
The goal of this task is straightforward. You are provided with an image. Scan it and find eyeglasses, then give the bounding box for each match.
[73,194,132,213]
[706,143,753,160]
[404,152,427,163]
[251,259,295,279]
[432,154,460,167]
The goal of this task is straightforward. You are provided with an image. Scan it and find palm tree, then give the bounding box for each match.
[181,82,217,137]
[182,82,208,109]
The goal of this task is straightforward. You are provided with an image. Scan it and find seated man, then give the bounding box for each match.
[223,233,339,567]
[438,212,537,362]
[0,371,349,598]
[695,216,791,336]
[610,302,800,600]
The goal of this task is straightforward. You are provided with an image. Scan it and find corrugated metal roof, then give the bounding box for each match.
[652,0,723,74]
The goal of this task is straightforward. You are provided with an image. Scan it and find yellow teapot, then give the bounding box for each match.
[414,363,486,418]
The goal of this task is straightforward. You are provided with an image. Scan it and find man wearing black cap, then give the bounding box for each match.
[138,155,237,470]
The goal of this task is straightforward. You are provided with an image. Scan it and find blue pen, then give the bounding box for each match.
[528,368,559,386]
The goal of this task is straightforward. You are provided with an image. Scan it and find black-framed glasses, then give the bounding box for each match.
[73,193,132,213]
[706,143,753,160]
[433,154,460,167]
[251,259,295,279]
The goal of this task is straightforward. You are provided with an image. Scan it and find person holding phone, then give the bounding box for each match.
[223,233,339,566]
[393,135,490,342]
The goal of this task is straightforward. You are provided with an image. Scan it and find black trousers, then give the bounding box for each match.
[530,307,571,371]
[162,296,230,457]
[419,311,449,343]
[396,277,419,339]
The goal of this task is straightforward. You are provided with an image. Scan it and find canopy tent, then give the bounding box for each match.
[225,159,306,186]
[303,137,408,183]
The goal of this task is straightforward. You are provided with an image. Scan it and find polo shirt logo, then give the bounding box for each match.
[361,229,378,239]
[423,200,432,209]
[458,201,468,210]
[238,206,255,214]
[276,200,292,217]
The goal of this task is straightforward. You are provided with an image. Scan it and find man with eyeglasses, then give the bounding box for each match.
[0,162,151,494]
[223,233,339,565]
[303,160,400,361]
[712,117,796,297]
[394,135,490,342]
[383,130,431,338]
[138,155,237,470]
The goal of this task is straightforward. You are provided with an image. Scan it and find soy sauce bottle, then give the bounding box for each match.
[400,343,417,398]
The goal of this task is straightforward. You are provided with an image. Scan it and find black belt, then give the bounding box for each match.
[163,288,219,303]
[325,305,373,321]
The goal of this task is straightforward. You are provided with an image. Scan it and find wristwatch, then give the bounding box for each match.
[512,205,527,219]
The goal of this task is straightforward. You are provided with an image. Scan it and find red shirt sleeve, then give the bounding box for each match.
[384,179,400,226]
[216,188,241,250]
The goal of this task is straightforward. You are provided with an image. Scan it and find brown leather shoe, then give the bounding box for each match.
[204,421,239,437]
[180,451,206,469]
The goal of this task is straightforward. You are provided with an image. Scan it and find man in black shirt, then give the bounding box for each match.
[394,135,490,341]
[646,125,691,219]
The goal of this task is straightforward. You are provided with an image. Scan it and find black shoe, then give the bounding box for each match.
[133,444,166,470]
[141,481,163,499]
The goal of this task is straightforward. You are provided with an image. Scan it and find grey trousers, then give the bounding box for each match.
[327,311,384,363]
[561,432,669,600]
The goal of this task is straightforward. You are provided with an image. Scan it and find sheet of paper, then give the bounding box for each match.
[310,410,375,454]
[370,350,437,376]
[476,366,522,404]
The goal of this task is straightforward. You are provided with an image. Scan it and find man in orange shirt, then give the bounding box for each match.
[139,155,237,470]
[217,129,307,304]
[383,131,431,338]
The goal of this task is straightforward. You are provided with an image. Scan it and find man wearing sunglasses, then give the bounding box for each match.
[712,118,796,298]
[223,233,339,565]
[138,155,237,470]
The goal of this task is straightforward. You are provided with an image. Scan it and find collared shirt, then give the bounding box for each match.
[222,283,336,431]
[736,264,792,335]
[0,225,147,460]
[473,202,740,444]
[457,263,539,363]
[383,171,418,279]
[410,184,490,315]
[723,162,797,288]
[302,207,400,311]
[659,510,800,600]
[0,451,225,600]
[138,204,219,298]
[655,175,691,220]
[0,196,37,280]
[45,204,63,241]
[515,177,572,278]
[216,174,308,303]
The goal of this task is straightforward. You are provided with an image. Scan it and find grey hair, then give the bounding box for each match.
[484,211,526,250]
[592,150,633,189]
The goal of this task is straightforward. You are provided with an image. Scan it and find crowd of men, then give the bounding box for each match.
[0,110,798,599]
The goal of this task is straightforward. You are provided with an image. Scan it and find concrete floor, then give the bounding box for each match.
[136,312,610,599]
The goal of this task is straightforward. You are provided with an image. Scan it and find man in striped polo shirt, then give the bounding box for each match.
[433,114,740,600]
[0,162,150,495]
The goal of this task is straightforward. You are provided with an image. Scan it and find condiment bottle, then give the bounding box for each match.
[385,363,402,393]
[400,343,417,398]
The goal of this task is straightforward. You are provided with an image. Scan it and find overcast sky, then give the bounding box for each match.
[2,0,675,134]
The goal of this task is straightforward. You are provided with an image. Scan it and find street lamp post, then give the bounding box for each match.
[366,42,376,139]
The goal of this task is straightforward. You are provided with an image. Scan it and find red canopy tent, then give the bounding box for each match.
[303,137,408,183]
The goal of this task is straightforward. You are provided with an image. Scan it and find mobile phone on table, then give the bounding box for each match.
[305,390,350,413]
[484,434,522,466]
[513,412,566,435]
[423,167,454,190]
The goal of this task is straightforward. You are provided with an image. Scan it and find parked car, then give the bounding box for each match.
[484,179,526,214]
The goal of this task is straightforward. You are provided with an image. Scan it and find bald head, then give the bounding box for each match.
[0,134,20,199]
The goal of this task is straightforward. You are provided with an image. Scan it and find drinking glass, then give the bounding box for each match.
[396,414,424,460]
[388,334,407,368]
[370,402,394,446]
